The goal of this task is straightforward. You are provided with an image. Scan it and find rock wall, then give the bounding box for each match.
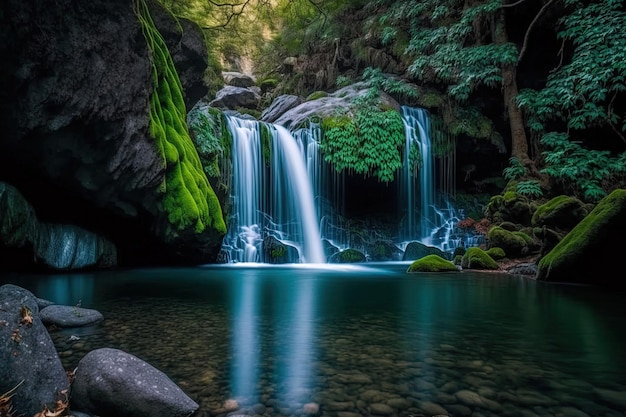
[0,0,225,267]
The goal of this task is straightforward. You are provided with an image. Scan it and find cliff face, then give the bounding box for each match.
[0,0,225,268]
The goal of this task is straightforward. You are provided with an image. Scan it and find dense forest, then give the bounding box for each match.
[164,0,626,202]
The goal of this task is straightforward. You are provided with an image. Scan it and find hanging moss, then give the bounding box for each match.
[135,0,226,235]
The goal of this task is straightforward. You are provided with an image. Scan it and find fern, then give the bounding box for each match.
[503,157,526,181]
[516,180,543,198]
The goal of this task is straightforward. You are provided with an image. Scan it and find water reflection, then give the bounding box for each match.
[33,273,95,306]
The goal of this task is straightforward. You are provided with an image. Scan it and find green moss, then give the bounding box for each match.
[488,226,528,257]
[461,247,499,270]
[260,123,272,166]
[537,189,626,282]
[486,247,506,260]
[306,91,328,101]
[135,0,226,235]
[407,254,459,272]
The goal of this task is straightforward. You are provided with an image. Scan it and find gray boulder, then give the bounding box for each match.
[71,348,199,417]
[0,284,70,417]
[261,95,303,123]
[222,71,256,88]
[40,304,104,327]
[210,86,261,110]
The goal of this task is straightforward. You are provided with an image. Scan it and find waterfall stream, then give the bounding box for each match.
[220,107,472,263]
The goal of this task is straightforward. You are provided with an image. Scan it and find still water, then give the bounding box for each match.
[2,263,626,417]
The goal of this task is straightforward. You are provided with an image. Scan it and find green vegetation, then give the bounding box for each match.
[461,247,499,270]
[320,92,405,182]
[135,0,226,235]
[407,254,458,272]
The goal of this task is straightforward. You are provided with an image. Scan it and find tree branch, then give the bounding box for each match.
[518,0,557,63]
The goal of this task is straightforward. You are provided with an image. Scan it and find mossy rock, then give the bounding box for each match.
[537,189,626,286]
[367,240,403,261]
[328,248,366,263]
[461,247,499,270]
[452,245,466,259]
[531,195,588,230]
[487,226,528,257]
[306,91,328,101]
[261,235,298,264]
[402,241,447,261]
[407,254,459,273]
[486,247,506,260]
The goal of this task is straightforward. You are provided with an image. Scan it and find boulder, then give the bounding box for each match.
[0,285,70,417]
[531,195,588,230]
[328,248,366,263]
[210,86,261,110]
[40,305,104,327]
[536,189,626,287]
[71,348,199,417]
[261,95,303,123]
[407,254,459,272]
[261,235,300,264]
[461,247,499,270]
[222,71,256,88]
[402,241,447,261]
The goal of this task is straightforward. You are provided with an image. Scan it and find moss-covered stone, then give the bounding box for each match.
[328,248,366,263]
[461,247,499,270]
[407,254,458,272]
[487,226,528,257]
[136,0,226,238]
[403,241,447,261]
[486,247,506,260]
[531,195,588,230]
[536,189,626,286]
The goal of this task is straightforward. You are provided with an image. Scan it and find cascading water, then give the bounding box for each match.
[398,106,435,243]
[222,115,325,264]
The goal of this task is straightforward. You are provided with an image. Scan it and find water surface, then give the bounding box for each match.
[2,263,625,417]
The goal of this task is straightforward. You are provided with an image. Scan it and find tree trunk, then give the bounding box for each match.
[494,9,530,165]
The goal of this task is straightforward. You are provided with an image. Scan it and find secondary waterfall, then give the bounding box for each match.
[222,115,325,263]
[398,106,435,243]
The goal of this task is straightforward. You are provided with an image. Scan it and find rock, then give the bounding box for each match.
[536,189,626,287]
[328,248,366,263]
[222,71,256,88]
[40,305,104,327]
[531,195,588,230]
[0,284,70,417]
[71,348,199,417]
[402,241,447,261]
[407,254,459,272]
[210,86,261,110]
[36,223,117,270]
[261,95,303,123]
[366,240,403,261]
[261,235,300,264]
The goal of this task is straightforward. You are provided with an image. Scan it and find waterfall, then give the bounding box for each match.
[222,115,324,264]
[399,106,435,243]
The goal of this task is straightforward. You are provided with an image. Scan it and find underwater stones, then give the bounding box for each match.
[71,347,199,417]
[40,304,104,327]
[0,285,70,417]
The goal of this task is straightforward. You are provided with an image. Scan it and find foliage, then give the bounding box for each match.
[503,157,526,181]
[361,67,419,102]
[319,92,405,182]
[135,0,226,234]
[516,0,626,137]
[515,180,543,199]
[540,132,626,202]
[187,108,226,178]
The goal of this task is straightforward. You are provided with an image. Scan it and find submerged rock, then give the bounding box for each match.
[0,284,70,417]
[40,304,104,327]
[71,348,199,417]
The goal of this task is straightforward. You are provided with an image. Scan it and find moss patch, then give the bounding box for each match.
[461,247,499,270]
[136,0,225,235]
[407,254,458,272]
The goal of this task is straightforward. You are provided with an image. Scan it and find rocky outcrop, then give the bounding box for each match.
[0,285,70,417]
[0,0,225,267]
[402,241,447,261]
[1,182,117,271]
[210,86,261,110]
[261,95,303,123]
[71,348,199,417]
[536,189,626,287]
